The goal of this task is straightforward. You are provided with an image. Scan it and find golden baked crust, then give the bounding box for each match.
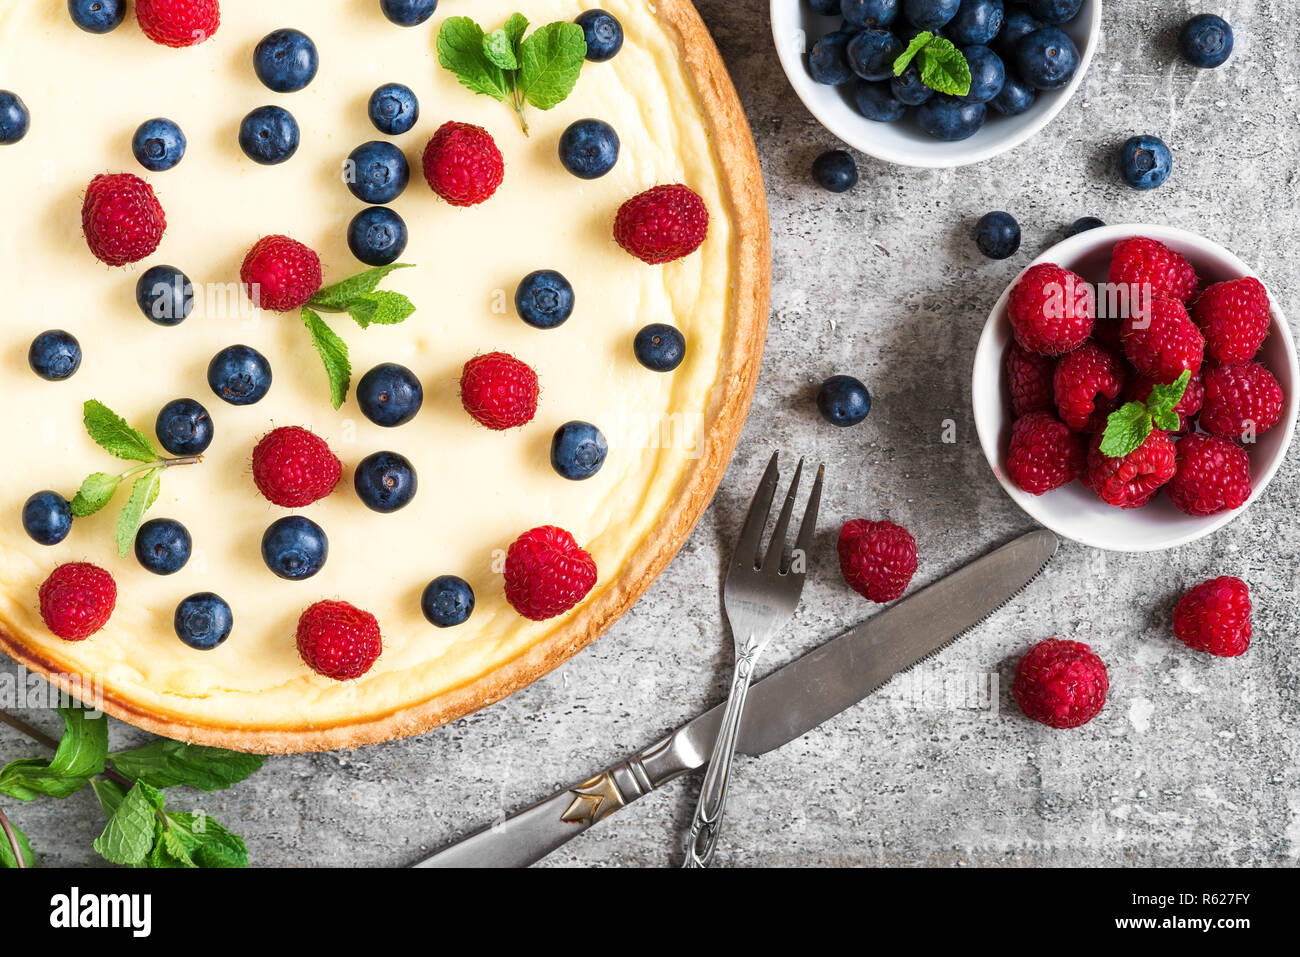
[0,0,769,753]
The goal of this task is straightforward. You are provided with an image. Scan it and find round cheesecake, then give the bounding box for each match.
[0,1,767,751]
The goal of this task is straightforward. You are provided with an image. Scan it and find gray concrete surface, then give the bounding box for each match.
[4,1,1299,868]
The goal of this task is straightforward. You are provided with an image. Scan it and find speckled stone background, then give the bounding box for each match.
[4,1,1299,868]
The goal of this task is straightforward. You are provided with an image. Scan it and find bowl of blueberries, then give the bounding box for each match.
[772,0,1101,167]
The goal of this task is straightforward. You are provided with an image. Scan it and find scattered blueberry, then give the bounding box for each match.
[347,206,408,266]
[22,491,72,547]
[812,149,858,192]
[994,4,1040,59]
[0,91,30,145]
[989,71,1037,115]
[28,330,81,381]
[380,0,438,26]
[959,44,1005,103]
[357,362,423,427]
[346,140,409,204]
[238,105,299,165]
[253,28,319,93]
[1117,135,1172,190]
[890,65,934,105]
[948,0,1005,44]
[207,344,273,406]
[1014,26,1080,90]
[1066,216,1105,236]
[841,0,899,28]
[917,96,986,139]
[902,0,960,30]
[1179,14,1233,69]
[854,80,908,122]
[354,451,418,513]
[261,516,328,581]
[421,575,475,628]
[634,324,686,372]
[134,518,192,575]
[847,29,903,82]
[155,398,213,456]
[558,119,620,179]
[809,30,856,85]
[515,270,575,329]
[817,375,872,427]
[1025,0,1081,23]
[136,265,194,326]
[973,211,1020,259]
[132,118,186,172]
[368,82,419,135]
[550,421,609,481]
[576,9,623,61]
[68,0,126,33]
[174,593,234,651]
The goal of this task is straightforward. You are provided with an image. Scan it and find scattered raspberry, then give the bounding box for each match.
[1191,276,1270,364]
[296,600,382,680]
[1199,360,1283,442]
[422,121,504,207]
[251,426,341,507]
[1006,344,1056,417]
[1084,430,1177,508]
[1120,294,1204,384]
[1124,372,1204,434]
[1007,262,1095,356]
[504,526,598,620]
[240,235,322,313]
[614,184,709,265]
[837,519,918,603]
[1053,342,1125,432]
[1173,577,1252,657]
[1107,236,1199,303]
[1167,433,1251,516]
[135,0,220,48]
[81,173,167,267]
[1011,638,1108,729]
[38,563,116,641]
[460,352,539,430]
[1006,412,1084,495]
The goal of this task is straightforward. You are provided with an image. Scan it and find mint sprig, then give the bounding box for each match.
[893,31,972,97]
[1099,370,1192,458]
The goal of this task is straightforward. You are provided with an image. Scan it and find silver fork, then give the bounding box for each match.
[682,451,824,868]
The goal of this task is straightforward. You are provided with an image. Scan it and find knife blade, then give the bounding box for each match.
[414,528,1058,867]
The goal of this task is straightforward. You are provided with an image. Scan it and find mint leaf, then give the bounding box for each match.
[1147,369,1191,417]
[91,777,128,818]
[310,263,413,312]
[518,21,587,110]
[0,817,34,868]
[1099,401,1155,458]
[504,12,529,58]
[165,812,248,868]
[0,707,107,801]
[1153,408,1181,432]
[437,17,510,101]
[70,472,122,518]
[93,781,164,866]
[83,399,158,463]
[155,823,196,868]
[347,291,416,329]
[302,308,351,410]
[919,37,972,97]
[893,30,933,75]
[483,29,519,70]
[116,468,161,558]
[108,740,264,792]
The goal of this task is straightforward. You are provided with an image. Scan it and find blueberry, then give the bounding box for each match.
[634,324,686,372]
[261,516,328,581]
[809,0,840,11]
[347,206,408,266]
[131,118,186,172]
[136,264,194,326]
[558,119,620,179]
[28,330,81,381]
[1066,216,1105,236]
[421,575,475,628]
[853,80,908,122]
[948,0,1004,44]
[174,593,233,650]
[380,0,438,26]
[0,91,30,145]
[916,96,986,139]
[239,105,299,164]
[550,421,609,481]
[368,82,419,135]
[973,211,1020,259]
[808,30,856,85]
[354,451,417,513]
[994,4,1040,58]
[357,362,423,427]
[134,518,192,575]
[902,0,960,30]
[253,29,319,93]
[1025,0,1081,23]
[576,9,623,61]
[989,71,1037,115]
[1117,135,1172,190]
[68,0,126,33]
[1015,27,1080,90]
[207,344,272,406]
[841,0,899,28]
[155,398,213,456]
[959,44,1005,102]
[890,65,934,105]
[847,29,902,81]
[817,375,872,427]
[812,149,858,192]
[1179,14,1233,69]
[345,141,409,204]
[513,269,575,330]
[22,491,72,546]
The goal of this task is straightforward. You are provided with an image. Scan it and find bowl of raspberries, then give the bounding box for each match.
[772,0,1101,167]
[973,225,1298,551]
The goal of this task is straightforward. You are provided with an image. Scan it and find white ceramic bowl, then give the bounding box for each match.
[972,225,1299,552]
[770,1,1102,168]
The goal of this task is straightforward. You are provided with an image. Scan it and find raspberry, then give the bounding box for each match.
[1124,372,1204,434]
[1007,262,1095,356]
[1091,318,1124,354]
[837,519,917,603]
[504,526,598,620]
[296,600,382,680]
[1167,433,1251,516]
[1011,638,1108,729]
[460,352,539,430]
[38,563,116,641]
[614,184,710,265]
[1006,412,1083,495]
[1191,277,1270,364]
[422,121,504,207]
[136,0,220,48]
[81,173,167,267]
[1173,577,1252,657]
[1084,430,1176,508]
[1120,294,1204,384]
[1199,360,1283,442]
[1108,236,1199,303]
[251,426,341,507]
[240,235,322,313]
[1053,342,1125,432]
[1006,344,1055,417]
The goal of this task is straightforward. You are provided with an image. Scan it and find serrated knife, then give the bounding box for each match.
[413,528,1058,868]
